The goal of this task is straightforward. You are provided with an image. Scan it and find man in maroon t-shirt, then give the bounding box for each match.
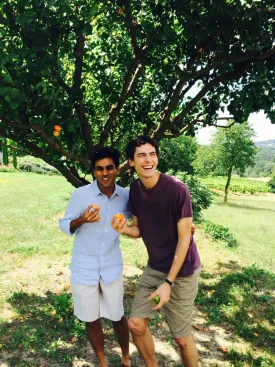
[112,136,200,367]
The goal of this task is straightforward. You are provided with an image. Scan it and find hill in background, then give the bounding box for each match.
[245,140,275,177]
[255,140,275,148]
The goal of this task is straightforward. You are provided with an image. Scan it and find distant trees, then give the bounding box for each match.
[193,123,257,202]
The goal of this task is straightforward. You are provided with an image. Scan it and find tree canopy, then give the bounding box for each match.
[158,135,197,175]
[0,0,275,186]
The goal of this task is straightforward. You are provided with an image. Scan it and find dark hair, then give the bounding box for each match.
[125,135,159,160]
[91,147,120,169]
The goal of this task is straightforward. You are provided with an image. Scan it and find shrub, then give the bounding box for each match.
[268,174,275,193]
[202,220,237,247]
[173,172,212,222]
[17,156,60,175]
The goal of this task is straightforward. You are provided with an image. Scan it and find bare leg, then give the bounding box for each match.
[128,318,157,367]
[112,315,130,366]
[174,335,198,367]
[86,319,108,367]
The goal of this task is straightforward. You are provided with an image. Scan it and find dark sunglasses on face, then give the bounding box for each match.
[94,165,116,172]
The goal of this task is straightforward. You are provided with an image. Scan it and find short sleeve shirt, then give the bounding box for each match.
[127,173,200,276]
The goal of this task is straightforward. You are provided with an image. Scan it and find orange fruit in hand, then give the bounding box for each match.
[54,125,61,132]
[115,213,125,221]
[92,204,100,210]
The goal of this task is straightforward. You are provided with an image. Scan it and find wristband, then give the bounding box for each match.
[165,278,174,287]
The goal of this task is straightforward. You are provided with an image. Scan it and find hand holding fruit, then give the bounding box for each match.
[111,213,128,233]
[82,204,100,223]
[149,282,171,311]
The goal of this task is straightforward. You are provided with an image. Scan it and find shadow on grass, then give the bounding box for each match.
[1,267,274,367]
[197,263,275,366]
[214,200,275,213]
[0,276,182,367]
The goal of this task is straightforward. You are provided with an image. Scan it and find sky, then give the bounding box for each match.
[195,111,275,145]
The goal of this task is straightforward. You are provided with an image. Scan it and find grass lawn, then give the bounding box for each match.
[202,191,275,272]
[0,172,274,367]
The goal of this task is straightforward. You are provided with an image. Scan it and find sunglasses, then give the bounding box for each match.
[94,165,116,172]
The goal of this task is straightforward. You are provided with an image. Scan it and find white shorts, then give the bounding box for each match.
[71,273,124,322]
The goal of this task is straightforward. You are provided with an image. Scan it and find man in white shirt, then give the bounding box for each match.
[59,147,130,367]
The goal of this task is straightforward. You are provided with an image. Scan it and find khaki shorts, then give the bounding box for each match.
[71,273,124,322]
[130,265,200,338]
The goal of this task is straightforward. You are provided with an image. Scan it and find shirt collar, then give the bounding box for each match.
[92,180,121,198]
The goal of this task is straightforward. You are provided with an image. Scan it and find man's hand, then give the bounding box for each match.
[191,223,195,235]
[70,204,100,233]
[81,205,100,223]
[111,214,128,233]
[148,282,171,311]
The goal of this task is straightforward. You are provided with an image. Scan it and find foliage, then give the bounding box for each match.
[202,220,237,247]
[174,171,212,222]
[0,0,275,187]
[201,176,270,194]
[158,135,197,174]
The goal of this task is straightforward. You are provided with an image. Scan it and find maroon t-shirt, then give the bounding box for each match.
[127,173,200,277]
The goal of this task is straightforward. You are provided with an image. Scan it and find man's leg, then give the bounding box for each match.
[86,319,108,367]
[112,315,130,366]
[128,317,157,367]
[174,335,198,367]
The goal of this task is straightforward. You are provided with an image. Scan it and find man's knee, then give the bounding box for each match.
[128,318,148,337]
[112,315,126,326]
[86,319,100,330]
[174,335,193,349]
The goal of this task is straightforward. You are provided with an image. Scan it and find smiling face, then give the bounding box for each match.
[128,143,159,180]
[93,157,120,194]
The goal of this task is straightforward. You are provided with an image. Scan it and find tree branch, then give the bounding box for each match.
[251,5,275,14]
[0,127,89,187]
[124,0,141,58]
[190,45,275,80]
[213,121,236,128]
[31,123,91,166]
[98,60,144,146]
[153,70,244,140]
[173,70,246,127]
[51,67,71,94]
[2,143,29,155]
[72,33,94,155]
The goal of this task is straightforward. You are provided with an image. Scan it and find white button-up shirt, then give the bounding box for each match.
[59,180,129,285]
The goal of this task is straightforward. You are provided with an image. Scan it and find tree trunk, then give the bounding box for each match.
[2,138,9,165]
[224,166,233,202]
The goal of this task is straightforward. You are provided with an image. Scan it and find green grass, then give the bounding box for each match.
[0,171,274,367]
[0,172,74,260]
[202,191,275,272]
